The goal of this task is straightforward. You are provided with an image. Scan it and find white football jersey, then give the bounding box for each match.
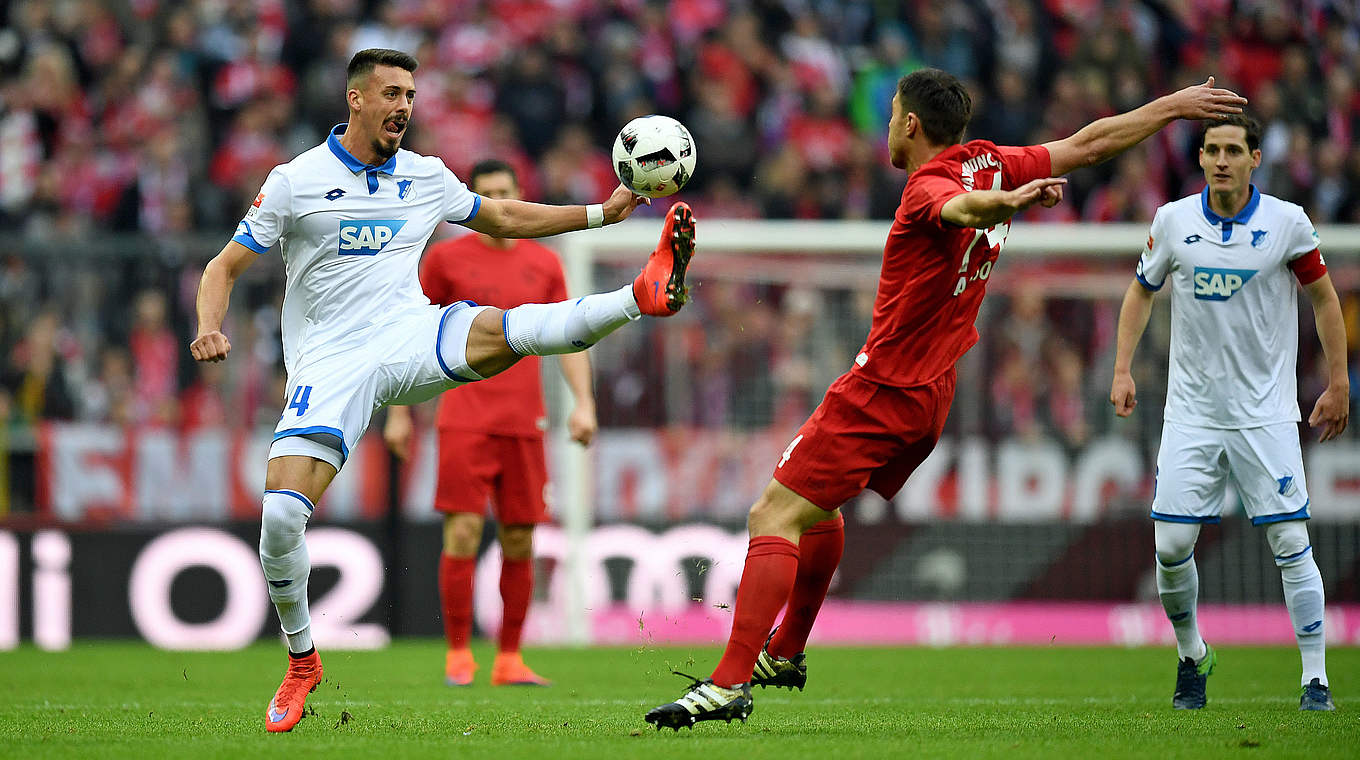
[232,125,480,372]
[1135,186,1323,428]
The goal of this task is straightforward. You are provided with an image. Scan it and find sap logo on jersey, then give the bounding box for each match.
[1193,266,1257,301]
[338,220,407,255]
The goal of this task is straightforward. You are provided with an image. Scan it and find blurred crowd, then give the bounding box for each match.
[0,0,1358,445]
[4,0,1360,233]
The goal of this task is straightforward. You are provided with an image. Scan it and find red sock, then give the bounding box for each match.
[768,514,843,659]
[439,554,476,650]
[710,536,800,687]
[498,557,534,653]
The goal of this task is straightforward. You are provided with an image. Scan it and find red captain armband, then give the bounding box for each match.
[1288,249,1327,285]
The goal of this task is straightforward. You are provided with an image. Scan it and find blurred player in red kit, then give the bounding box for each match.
[385,159,597,687]
[644,68,1247,729]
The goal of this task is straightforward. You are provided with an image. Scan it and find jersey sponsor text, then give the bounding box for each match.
[338,220,407,255]
[1192,267,1256,301]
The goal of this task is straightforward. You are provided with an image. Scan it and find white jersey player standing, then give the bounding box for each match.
[1111,114,1348,712]
[189,49,698,733]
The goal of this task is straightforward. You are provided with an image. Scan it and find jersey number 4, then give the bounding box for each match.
[953,173,1007,297]
[288,385,313,416]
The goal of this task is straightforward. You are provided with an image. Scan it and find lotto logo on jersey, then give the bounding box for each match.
[1192,266,1257,301]
[338,220,407,255]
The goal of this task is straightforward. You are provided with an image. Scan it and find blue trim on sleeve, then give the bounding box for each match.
[1157,551,1195,567]
[457,194,482,224]
[263,488,316,513]
[1274,544,1313,563]
[1251,501,1310,526]
[272,425,350,462]
[232,232,270,254]
[435,304,481,383]
[1134,270,1163,292]
[1150,510,1221,524]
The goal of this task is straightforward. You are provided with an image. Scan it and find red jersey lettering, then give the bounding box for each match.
[420,234,568,435]
[852,140,1051,387]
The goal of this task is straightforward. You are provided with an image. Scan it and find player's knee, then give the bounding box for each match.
[746,496,779,533]
[499,525,534,560]
[260,490,312,556]
[464,307,519,377]
[1266,520,1311,566]
[1153,521,1199,566]
[748,494,798,536]
[443,515,482,557]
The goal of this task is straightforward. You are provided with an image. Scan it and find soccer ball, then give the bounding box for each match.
[611,115,697,198]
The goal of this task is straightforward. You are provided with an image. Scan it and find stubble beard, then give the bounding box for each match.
[373,135,399,161]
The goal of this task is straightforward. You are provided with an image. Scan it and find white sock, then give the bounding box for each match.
[1156,553,1205,662]
[259,490,313,653]
[1267,520,1327,686]
[502,285,640,356]
[284,622,313,654]
[1280,551,1327,687]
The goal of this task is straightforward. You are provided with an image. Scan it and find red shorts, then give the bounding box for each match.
[434,430,550,525]
[772,368,956,510]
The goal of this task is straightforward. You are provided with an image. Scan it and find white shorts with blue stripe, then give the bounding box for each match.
[269,301,490,470]
[1151,420,1310,525]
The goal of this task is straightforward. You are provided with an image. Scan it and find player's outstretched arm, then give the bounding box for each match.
[465,185,649,239]
[1044,77,1247,176]
[1110,279,1157,417]
[189,240,258,363]
[1303,274,1350,441]
[941,177,1066,229]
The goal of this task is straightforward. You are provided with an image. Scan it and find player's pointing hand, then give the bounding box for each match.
[190,330,231,362]
[1038,181,1064,208]
[1008,177,1067,214]
[1164,76,1248,121]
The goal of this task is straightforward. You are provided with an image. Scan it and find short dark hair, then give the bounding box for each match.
[1202,113,1261,152]
[468,159,518,191]
[346,48,418,88]
[896,69,972,146]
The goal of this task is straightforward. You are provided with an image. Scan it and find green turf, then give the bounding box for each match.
[0,641,1355,759]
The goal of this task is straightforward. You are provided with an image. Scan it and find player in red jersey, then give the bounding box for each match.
[384,160,596,687]
[644,68,1247,730]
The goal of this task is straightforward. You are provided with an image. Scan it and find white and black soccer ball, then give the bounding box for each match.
[611,115,696,198]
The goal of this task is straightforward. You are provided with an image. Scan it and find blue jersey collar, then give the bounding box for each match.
[327,124,397,194]
[1200,184,1260,241]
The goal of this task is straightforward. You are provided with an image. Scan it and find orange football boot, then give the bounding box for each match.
[491,652,552,686]
[445,647,477,686]
[632,202,696,316]
[265,650,323,733]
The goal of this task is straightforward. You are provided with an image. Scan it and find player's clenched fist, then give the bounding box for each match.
[1110,372,1137,417]
[190,331,231,362]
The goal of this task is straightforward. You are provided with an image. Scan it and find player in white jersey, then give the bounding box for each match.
[188,49,698,733]
[1111,114,1348,712]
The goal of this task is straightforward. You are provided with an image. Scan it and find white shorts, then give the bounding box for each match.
[1151,420,1310,525]
[270,302,490,470]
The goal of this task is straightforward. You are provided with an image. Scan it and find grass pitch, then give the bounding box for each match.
[1,641,1355,759]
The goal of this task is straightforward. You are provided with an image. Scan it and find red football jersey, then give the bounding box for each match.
[420,233,568,436]
[852,140,1051,387]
